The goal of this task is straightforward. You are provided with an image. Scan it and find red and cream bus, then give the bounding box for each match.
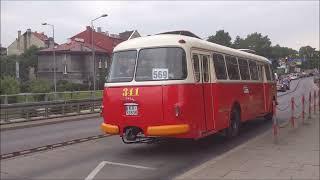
[101,31,276,143]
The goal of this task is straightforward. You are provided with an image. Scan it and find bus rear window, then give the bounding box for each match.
[135,47,187,81]
[106,50,137,83]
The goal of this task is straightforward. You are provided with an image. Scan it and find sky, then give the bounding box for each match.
[1,1,319,51]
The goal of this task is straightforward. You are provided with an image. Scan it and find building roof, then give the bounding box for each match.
[119,31,134,40]
[32,32,49,42]
[38,39,107,54]
[70,26,124,54]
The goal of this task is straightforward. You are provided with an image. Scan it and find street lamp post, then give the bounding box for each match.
[42,23,56,93]
[91,14,108,94]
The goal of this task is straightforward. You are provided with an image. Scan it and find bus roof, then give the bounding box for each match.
[114,34,271,64]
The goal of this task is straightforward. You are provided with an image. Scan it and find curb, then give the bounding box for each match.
[0,113,101,131]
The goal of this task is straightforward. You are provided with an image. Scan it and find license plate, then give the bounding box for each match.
[125,105,138,116]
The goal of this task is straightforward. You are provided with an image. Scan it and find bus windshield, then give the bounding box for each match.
[106,50,137,83]
[135,47,187,81]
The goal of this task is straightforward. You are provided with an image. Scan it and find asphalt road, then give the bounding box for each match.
[0,117,102,154]
[0,77,317,180]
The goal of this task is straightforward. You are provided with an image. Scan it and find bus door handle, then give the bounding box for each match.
[243,85,249,94]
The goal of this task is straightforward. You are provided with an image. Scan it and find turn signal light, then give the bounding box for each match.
[175,105,181,117]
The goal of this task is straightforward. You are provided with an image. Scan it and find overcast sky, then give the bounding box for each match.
[1,1,319,50]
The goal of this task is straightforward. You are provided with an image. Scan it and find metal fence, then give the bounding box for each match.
[0,91,103,124]
[0,90,103,104]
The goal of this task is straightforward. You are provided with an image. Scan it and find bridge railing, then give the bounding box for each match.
[0,90,103,104]
[0,91,104,124]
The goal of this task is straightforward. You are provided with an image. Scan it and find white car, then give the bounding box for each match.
[290,74,299,80]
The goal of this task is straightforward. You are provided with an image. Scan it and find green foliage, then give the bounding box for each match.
[270,44,298,59]
[239,32,272,57]
[0,76,20,95]
[57,80,87,92]
[0,55,17,77]
[28,79,51,93]
[0,45,41,82]
[207,30,232,47]
[18,45,41,81]
[299,46,316,58]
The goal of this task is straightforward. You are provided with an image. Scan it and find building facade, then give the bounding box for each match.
[37,40,109,88]
[37,26,141,88]
[7,29,52,55]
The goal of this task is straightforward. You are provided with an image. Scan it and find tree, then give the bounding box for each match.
[28,79,51,93]
[232,36,244,49]
[0,55,17,77]
[207,30,232,47]
[270,44,297,59]
[299,46,316,59]
[240,32,272,57]
[18,45,41,81]
[0,76,20,95]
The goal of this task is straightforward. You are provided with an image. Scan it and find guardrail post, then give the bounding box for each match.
[302,95,305,124]
[4,95,8,104]
[290,97,295,128]
[45,94,49,118]
[272,100,278,144]
[314,91,316,115]
[308,92,312,120]
[318,88,320,114]
[90,91,94,112]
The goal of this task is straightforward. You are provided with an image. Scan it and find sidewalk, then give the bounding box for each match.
[176,114,319,180]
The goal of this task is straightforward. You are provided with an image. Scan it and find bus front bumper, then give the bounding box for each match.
[101,123,119,134]
[146,124,190,136]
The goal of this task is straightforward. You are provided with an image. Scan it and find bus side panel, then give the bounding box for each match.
[263,82,275,113]
[212,83,249,131]
[162,84,205,139]
[247,83,265,118]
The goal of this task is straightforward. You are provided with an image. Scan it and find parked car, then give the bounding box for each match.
[289,73,299,80]
[282,77,290,90]
[277,79,287,92]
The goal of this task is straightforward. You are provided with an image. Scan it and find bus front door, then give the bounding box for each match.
[200,55,215,132]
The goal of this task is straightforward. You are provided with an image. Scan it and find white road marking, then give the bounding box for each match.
[85,161,107,180]
[103,161,156,170]
[84,161,155,180]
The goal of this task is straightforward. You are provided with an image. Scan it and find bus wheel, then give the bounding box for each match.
[226,108,240,139]
[264,102,274,121]
[264,112,273,121]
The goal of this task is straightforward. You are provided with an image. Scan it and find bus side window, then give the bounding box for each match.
[192,54,201,82]
[212,53,227,80]
[249,60,259,80]
[238,58,250,80]
[202,55,210,82]
[264,64,271,81]
[225,55,240,80]
[257,64,262,81]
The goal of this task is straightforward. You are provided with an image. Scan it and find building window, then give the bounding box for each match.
[105,60,108,69]
[98,59,102,69]
[64,64,67,74]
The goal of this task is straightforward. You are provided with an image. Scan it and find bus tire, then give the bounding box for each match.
[264,101,274,121]
[264,112,273,121]
[226,108,240,139]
